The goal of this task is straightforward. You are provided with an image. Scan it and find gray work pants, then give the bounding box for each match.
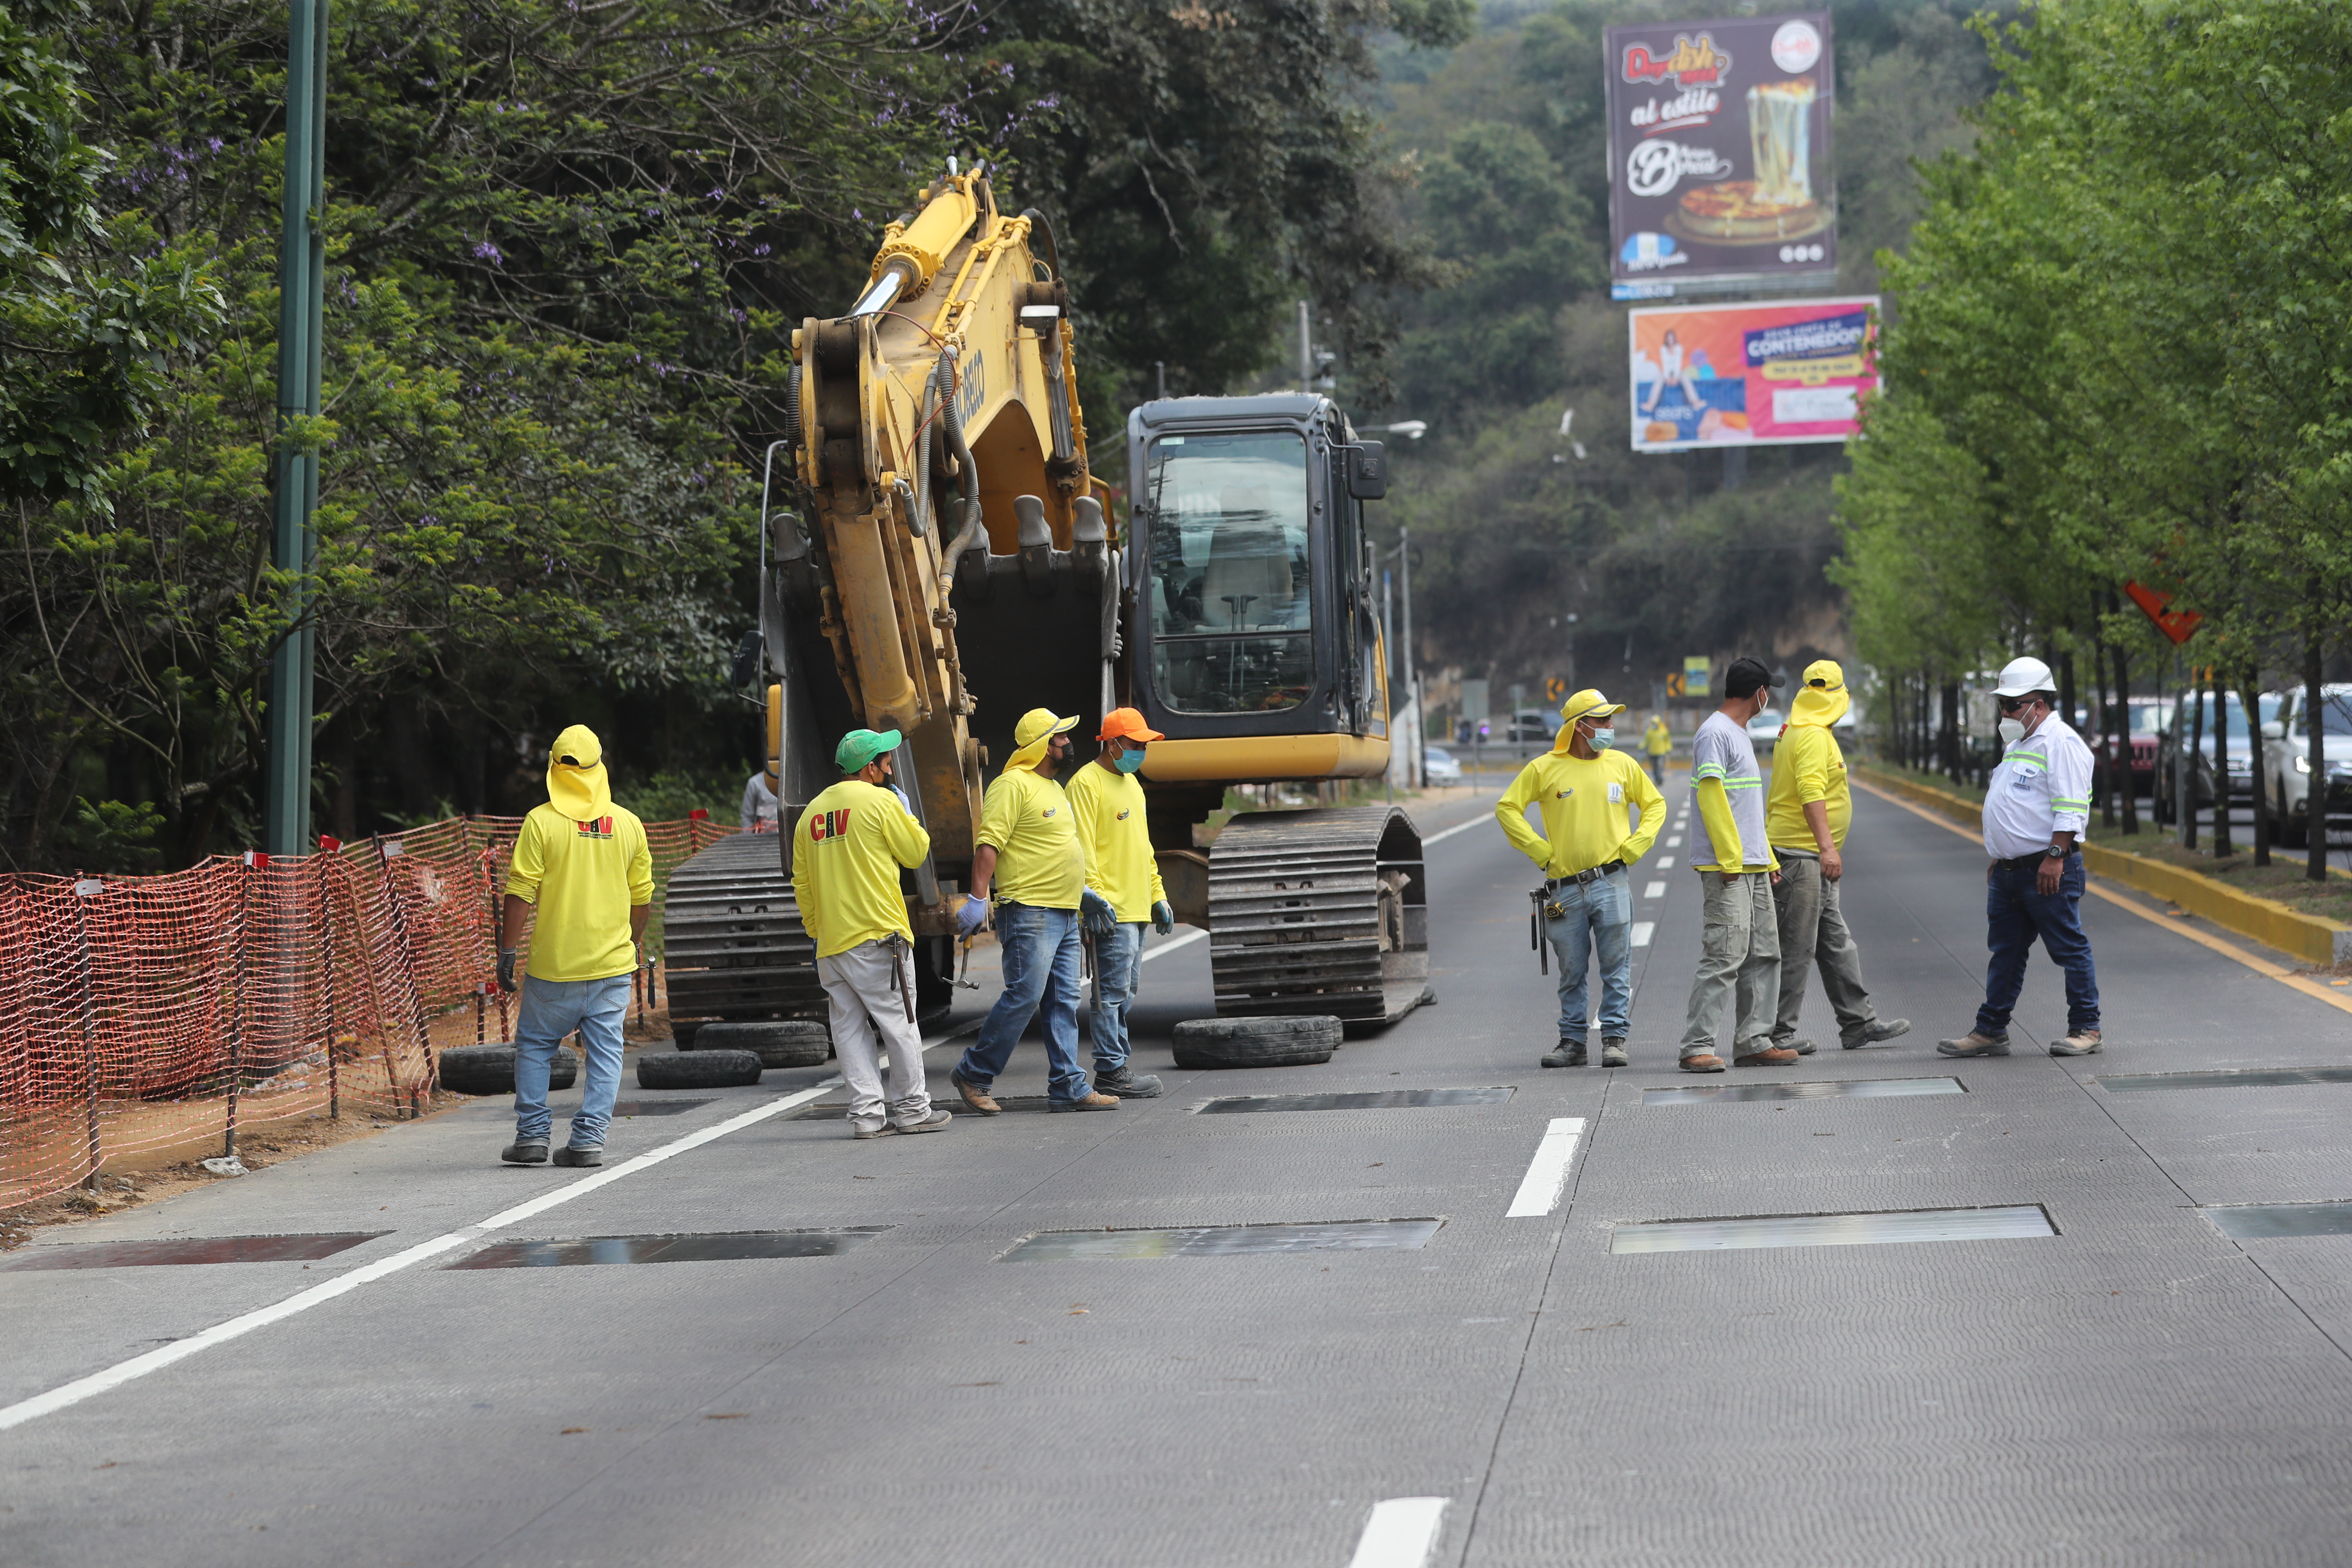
[1679,870,1782,1059]
[1770,849,1882,1047]
[817,939,930,1133]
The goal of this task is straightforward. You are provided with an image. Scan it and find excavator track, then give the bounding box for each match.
[659,832,824,1044]
[1205,806,1430,1026]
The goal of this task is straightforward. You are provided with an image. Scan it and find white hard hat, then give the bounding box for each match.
[1992,656,2056,698]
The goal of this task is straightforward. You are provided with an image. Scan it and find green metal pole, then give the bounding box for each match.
[264,0,327,855]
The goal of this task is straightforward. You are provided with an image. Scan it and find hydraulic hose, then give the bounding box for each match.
[936,347,986,582]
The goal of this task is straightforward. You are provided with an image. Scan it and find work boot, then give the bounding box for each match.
[1733,1046,1801,1067]
[552,1145,603,1167]
[1845,1018,1911,1049]
[1095,1066,1164,1098]
[1679,1054,1726,1074]
[1541,1038,1587,1069]
[2049,1029,2103,1057]
[1783,1037,1820,1056]
[1600,1038,1629,1069]
[851,1122,897,1139]
[1050,1091,1121,1112]
[949,1067,1000,1115]
[893,1109,953,1133]
[1936,1031,2010,1058]
[500,1140,549,1165]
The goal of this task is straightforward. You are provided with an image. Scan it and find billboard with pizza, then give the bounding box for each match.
[1605,12,1836,299]
[1627,296,1877,452]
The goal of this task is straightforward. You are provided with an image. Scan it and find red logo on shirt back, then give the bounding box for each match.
[575,816,614,839]
[808,808,852,841]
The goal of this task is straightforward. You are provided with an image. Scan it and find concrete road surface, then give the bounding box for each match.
[8,782,2352,1567]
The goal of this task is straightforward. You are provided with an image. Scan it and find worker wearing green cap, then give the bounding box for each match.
[790,729,951,1138]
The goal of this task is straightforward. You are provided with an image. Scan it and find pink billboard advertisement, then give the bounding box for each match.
[1627,295,1879,452]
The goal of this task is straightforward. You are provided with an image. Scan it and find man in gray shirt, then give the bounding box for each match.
[1679,657,1797,1072]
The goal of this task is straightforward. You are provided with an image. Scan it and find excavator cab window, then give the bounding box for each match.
[1144,432,1316,714]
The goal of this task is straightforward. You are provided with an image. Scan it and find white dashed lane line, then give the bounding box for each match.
[1643,881,1667,900]
[1631,922,1656,948]
[1347,1496,1450,1568]
[1505,1118,1589,1218]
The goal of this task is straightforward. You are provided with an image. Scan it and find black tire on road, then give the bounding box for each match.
[1169,1015,1341,1070]
[690,1020,830,1068]
[437,1044,578,1096]
[637,1049,763,1090]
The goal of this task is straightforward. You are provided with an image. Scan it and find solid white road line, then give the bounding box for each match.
[1505,1118,1587,1219]
[1631,922,1655,948]
[1643,881,1667,900]
[1347,1497,1451,1568]
[0,1049,952,1433]
[1421,816,1489,846]
[1140,928,1207,963]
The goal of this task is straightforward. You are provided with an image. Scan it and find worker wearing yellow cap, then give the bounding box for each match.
[793,728,953,1139]
[1065,707,1177,1099]
[1764,660,1910,1056]
[1495,688,1666,1068]
[948,708,1121,1114]
[496,724,654,1167]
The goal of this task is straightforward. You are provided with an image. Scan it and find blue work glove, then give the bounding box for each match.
[1080,888,1117,938]
[955,894,989,936]
[1152,900,1175,936]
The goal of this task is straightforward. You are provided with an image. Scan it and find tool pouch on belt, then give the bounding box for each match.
[884,933,915,1022]
[1528,888,1554,975]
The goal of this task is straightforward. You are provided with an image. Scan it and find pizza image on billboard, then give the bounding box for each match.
[1608,12,1835,297]
[1628,297,1879,452]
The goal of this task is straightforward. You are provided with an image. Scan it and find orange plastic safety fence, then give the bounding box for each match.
[0,814,736,1210]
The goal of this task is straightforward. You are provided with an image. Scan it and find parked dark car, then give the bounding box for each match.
[1507,708,1553,743]
[2153,692,2282,825]
[2091,697,2171,795]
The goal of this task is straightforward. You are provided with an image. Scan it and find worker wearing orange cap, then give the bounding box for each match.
[1064,707,1177,1098]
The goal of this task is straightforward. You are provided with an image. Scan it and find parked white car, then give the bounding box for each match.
[2264,684,2352,847]
[1423,746,1464,786]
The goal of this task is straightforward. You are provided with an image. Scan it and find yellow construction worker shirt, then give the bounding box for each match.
[1065,761,1168,922]
[791,779,931,958]
[1766,722,1852,851]
[979,766,1086,910]
[1644,719,1672,756]
[505,802,654,983]
[1494,748,1666,879]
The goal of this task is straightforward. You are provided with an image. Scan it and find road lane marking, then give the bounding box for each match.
[1631,922,1655,947]
[1140,929,1206,963]
[1643,881,1667,899]
[1656,857,1674,870]
[1665,835,1682,847]
[1422,817,1488,846]
[1506,1118,1587,1218]
[1347,1497,1449,1568]
[0,1020,1028,1433]
[1851,777,2352,1020]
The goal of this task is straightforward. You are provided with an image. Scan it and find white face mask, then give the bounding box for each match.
[1998,717,2027,747]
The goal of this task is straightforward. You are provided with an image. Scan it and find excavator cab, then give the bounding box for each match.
[1124,394,1392,810]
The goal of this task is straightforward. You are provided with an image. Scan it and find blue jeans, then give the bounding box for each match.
[956,903,1091,1103]
[513,972,631,1148]
[1545,867,1633,1040]
[1086,922,1144,1075]
[1975,856,2100,1037]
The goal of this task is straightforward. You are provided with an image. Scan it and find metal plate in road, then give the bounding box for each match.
[608,1098,715,1117]
[0,1232,390,1271]
[1194,1087,1514,1114]
[2202,1203,2352,1240]
[2097,1066,2352,1093]
[1001,1219,1443,1262]
[1610,1204,2054,1255]
[446,1229,892,1268]
[1644,1077,1966,1106]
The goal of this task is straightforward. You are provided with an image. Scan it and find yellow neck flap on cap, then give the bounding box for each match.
[545,724,614,822]
[1788,665,1850,729]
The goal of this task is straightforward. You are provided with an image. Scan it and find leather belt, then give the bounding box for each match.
[1548,860,1625,888]
[1993,850,2077,871]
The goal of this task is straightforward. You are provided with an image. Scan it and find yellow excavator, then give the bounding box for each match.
[661,165,1428,1036]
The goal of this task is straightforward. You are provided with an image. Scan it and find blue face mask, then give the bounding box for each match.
[1589,727,1617,751]
[1114,747,1147,774]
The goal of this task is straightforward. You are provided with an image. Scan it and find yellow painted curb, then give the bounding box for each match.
[1855,766,2352,968]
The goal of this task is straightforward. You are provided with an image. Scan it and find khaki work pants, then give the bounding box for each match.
[817,939,930,1133]
[1679,870,1782,1059]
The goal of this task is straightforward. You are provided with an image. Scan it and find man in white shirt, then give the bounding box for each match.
[1940,656,2103,1058]
[740,767,781,832]
[1679,657,1792,1072]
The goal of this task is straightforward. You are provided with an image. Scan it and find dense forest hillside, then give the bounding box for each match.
[1355,0,1998,714]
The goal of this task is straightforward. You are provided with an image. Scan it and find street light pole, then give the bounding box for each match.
[263,0,329,855]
